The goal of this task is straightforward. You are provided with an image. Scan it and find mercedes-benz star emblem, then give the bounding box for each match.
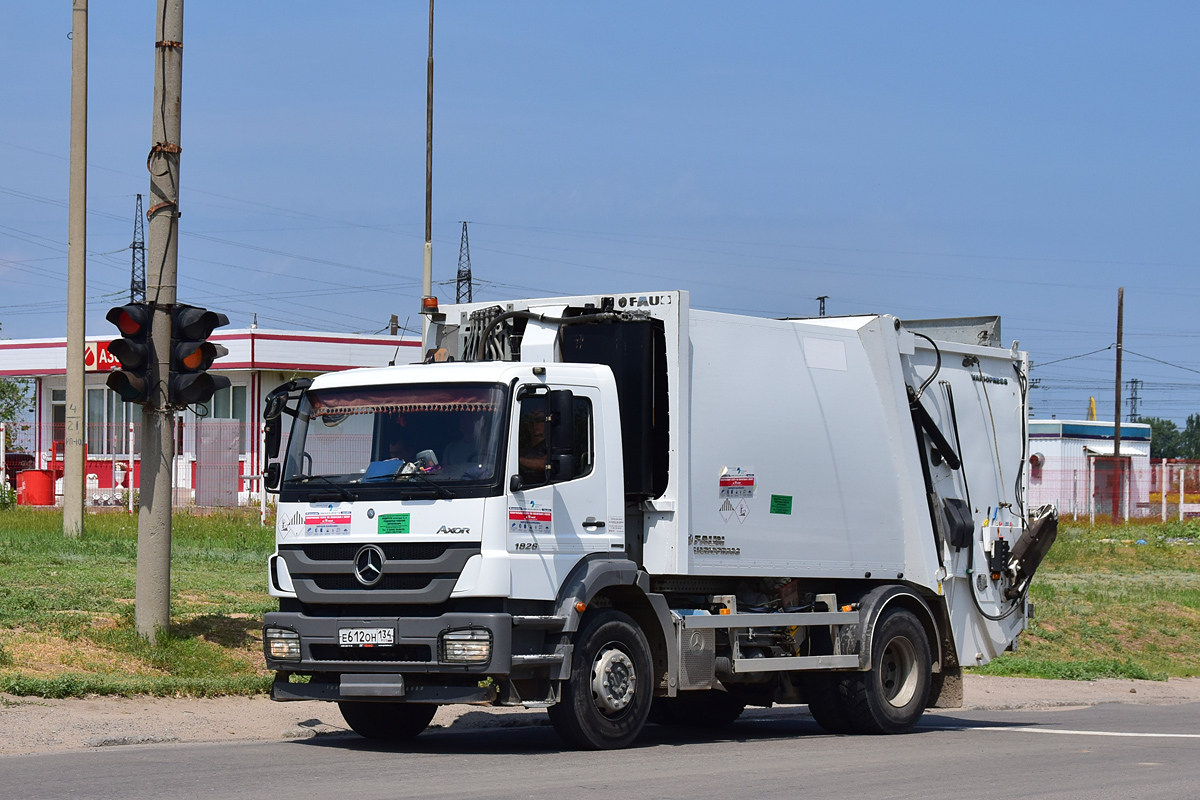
[353,545,385,586]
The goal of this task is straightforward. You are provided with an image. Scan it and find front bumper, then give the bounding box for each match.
[264,609,569,703]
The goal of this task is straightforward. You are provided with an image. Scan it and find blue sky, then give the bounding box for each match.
[2,2,1199,423]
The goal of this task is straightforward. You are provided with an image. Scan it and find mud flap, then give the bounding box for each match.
[927,666,962,708]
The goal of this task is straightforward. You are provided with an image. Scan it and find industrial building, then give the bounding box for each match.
[1027,418,1152,518]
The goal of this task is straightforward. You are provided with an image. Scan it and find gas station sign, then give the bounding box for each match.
[84,341,120,372]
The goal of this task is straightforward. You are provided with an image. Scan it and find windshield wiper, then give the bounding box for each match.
[394,470,455,499]
[297,473,358,502]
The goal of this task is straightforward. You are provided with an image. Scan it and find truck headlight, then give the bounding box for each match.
[439,628,492,664]
[265,627,301,661]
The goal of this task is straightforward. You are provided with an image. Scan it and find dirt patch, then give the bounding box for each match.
[3,674,1199,757]
[1,632,164,678]
[960,674,1200,710]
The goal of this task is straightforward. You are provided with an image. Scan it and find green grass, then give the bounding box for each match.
[0,507,274,697]
[974,657,1166,682]
[3,508,1200,696]
[972,518,1200,681]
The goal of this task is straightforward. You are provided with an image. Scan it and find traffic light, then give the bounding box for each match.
[168,304,231,406]
[105,303,153,403]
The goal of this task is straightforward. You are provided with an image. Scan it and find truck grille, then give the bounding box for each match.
[310,574,437,592]
[293,542,453,562]
[278,543,480,606]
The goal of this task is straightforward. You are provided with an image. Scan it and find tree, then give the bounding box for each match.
[0,377,33,453]
[1137,416,1182,460]
[1182,414,1200,461]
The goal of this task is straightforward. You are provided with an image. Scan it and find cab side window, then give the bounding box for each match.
[517,397,549,485]
[517,394,593,487]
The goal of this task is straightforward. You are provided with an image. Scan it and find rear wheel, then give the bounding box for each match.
[839,608,931,734]
[548,610,653,750]
[337,701,437,740]
[662,690,746,728]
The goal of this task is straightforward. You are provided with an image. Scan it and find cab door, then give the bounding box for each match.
[506,383,620,599]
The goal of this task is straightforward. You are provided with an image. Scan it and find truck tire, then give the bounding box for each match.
[338,701,437,741]
[802,673,854,734]
[662,690,746,728]
[547,610,653,750]
[838,608,932,734]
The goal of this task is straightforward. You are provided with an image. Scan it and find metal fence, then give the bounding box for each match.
[1,419,268,512]
[1029,456,1200,521]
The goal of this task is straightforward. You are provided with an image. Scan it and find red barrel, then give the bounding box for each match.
[17,469,54,506]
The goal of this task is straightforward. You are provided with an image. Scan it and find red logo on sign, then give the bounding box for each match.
[84,342,120,372]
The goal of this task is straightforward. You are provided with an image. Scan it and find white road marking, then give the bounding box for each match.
[969,726,1200,739]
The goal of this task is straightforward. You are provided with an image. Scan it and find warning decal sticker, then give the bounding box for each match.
[508,502,552,536]
[719,467,756,498]
[304,511,352,536]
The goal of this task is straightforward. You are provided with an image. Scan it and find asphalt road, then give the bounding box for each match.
[6,703,1199,800]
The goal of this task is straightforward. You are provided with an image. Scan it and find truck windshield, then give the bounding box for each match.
[282,382,508,492]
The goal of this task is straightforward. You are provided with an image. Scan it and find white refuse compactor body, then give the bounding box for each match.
[261,290,1055,748]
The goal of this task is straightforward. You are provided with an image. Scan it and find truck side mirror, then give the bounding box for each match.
[548,389,577,482]
[265,416,282,460]
[264,393,287,421]
[264,462,281,492]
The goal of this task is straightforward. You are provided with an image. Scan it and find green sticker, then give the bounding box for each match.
[769,495,793,515]
[377,513,411,534]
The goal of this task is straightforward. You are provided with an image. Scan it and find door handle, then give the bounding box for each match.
[583,517,605,528]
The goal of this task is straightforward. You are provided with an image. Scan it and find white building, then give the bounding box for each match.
[0,329,419,505]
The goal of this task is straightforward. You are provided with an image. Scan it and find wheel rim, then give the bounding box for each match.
[879,635,919,708]
[590,643,636,717]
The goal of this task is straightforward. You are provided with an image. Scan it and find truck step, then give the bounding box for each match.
[510,653,566,666]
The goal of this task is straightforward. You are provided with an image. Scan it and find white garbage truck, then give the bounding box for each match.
[261,290,1056,749]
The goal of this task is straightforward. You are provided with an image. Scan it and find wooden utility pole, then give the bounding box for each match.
[136,0,184,642]
[64,0,88,539]
[421,0,435,334]
[1112,287,1124,524]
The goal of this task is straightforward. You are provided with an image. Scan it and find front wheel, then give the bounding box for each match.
[338,701,437,740]
[838,608,932,734]
[548,610,654,750]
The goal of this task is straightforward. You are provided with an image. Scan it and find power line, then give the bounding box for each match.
[1124,349,1200,376]
[1033,345,1114,368]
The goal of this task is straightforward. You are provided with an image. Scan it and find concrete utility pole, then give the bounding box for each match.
[1112,287,1124,524]
[136,0,184,642]
[64,0,88,539]
[422,0,434,333]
